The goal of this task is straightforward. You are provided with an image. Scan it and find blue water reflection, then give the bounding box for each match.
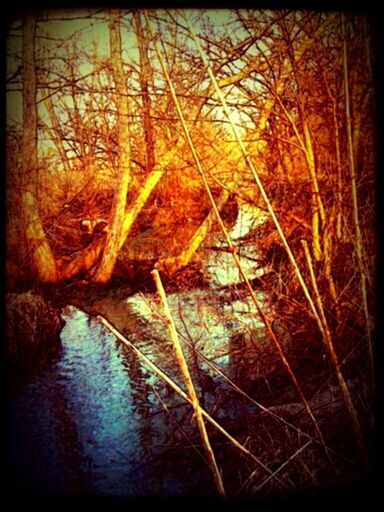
[10,307,170,496]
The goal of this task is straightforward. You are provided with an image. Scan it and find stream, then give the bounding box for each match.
[8,204,271,497]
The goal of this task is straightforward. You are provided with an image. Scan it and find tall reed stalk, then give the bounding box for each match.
[143,10,335,467]
[341,13,374,388]
[151,269,226,497]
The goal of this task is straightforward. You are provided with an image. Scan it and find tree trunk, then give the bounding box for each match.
[341,13,374,383]
[118,137,186,252]
[92,9,131,283]
[134,11,155,173]
[57,141,185,282]
[21,14,57,283]
[155,189,229,275]
[333,101,343,240]
[58,235,106,281]
[302,114,326,263]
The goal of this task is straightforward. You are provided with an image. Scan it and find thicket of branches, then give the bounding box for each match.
[6,9,376,497]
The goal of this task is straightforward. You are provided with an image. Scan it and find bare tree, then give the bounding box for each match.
[92,9,132,283]
[21,13,57,282]
[134,11,155,172]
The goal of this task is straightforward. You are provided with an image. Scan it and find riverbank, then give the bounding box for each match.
[6,291,65,387]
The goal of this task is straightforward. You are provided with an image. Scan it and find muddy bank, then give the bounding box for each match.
[6,292,65,383]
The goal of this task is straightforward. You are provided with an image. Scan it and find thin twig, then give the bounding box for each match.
[182,13,321,326]
[151,387,208,466]
[252,440,313,493]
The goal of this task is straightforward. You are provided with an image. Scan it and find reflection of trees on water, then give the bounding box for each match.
[45,308,148,495]
[47,370,94,494]
[85,296,206,490]
[84,299,160,454]
[118,339,154,451]
[9,359,92,494]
